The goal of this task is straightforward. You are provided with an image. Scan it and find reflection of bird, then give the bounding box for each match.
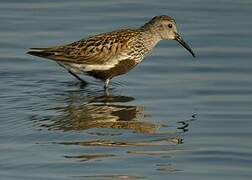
[27,15,195,89]
[38,94,159,134]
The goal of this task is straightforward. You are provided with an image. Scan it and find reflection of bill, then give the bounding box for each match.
[41,95,159,134]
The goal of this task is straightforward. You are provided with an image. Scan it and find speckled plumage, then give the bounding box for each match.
[27,15,195,89]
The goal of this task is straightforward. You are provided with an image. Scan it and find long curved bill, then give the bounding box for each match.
[175,33,195,58]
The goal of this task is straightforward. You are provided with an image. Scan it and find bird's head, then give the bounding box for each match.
[142,15,195,57]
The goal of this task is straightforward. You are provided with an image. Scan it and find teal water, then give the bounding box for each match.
[1,1,252,180]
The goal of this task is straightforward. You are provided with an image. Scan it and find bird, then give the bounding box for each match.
[27,15,195,90]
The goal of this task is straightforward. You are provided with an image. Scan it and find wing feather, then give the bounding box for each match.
[27,29,140,65]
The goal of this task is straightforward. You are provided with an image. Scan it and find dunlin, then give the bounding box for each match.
[27,15,195,89]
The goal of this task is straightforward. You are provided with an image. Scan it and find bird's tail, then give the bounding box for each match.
[27,47,76,63]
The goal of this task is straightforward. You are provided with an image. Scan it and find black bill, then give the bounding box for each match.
[175,33,195,57]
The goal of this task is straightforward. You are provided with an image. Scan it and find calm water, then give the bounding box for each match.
[1,0,252,180]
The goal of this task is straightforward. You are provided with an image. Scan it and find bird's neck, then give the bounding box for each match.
[139,29,162,52]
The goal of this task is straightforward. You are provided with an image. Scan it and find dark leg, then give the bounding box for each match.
[58,63,87,85]
[103,79,110,96]
[104,79,110,90]
[67,70,87,85]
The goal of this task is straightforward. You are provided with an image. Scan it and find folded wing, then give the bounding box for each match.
[27,29,139,66]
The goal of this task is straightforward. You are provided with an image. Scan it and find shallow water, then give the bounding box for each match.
[1,0,252,180]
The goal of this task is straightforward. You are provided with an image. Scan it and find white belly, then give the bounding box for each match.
[58,53,135,73]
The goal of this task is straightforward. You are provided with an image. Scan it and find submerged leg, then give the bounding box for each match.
[67,70,87,85]
[104,88,109,96]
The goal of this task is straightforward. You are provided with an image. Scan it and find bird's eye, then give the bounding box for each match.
[168,24,173,28]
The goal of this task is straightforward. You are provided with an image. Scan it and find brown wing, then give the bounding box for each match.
[27,29,140,65]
